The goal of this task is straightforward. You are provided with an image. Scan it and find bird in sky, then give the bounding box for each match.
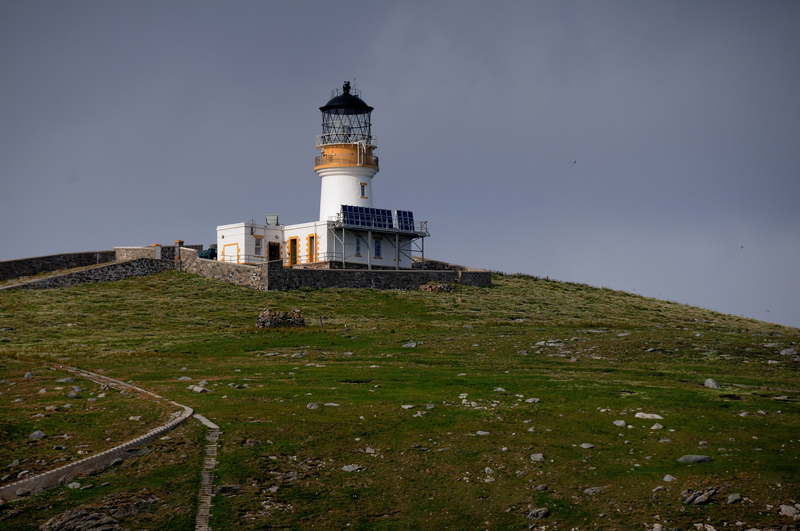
[741,246,744,249]
[573,160,577,164]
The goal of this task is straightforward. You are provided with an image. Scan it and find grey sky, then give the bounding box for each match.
[2,1,798,327]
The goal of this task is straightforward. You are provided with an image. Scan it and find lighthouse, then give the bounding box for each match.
[215,81,428,269]
[315,81,379,222]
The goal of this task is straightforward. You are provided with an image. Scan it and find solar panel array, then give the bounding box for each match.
[340,205,417,231]
[341,205,394,229]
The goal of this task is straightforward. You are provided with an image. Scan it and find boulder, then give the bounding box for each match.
[29,430,46,441]
[525,507,550,520]
[635,412,663,420]
[677,455,711,463]
[704,378,721,389]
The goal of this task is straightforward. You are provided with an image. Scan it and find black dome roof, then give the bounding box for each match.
[320,82,373,112]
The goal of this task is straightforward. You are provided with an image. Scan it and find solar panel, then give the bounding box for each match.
[396,210,415,231]
[340,206,410,230]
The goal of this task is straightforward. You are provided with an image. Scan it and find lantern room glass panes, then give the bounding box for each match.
[321,108,372,145]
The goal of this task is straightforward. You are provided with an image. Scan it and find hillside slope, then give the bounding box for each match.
[0,271,798,530]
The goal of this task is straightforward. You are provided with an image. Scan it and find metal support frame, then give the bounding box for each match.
[327,222,426,270]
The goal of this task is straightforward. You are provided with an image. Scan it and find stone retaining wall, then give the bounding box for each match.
[180,248,491,290]
[0,368,193,503]
[2,259,175,290]
[0,251,115,282]
[180,248,269,290]
[114,245,204,262]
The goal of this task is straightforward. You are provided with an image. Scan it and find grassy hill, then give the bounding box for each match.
[1,271,798,530]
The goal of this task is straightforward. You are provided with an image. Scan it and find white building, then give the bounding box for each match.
[216,82,429,269]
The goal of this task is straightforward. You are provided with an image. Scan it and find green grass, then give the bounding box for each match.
[0,270,798,530]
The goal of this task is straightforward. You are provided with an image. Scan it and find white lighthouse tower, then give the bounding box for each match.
[315,81,379,222]
[216,81,428,269]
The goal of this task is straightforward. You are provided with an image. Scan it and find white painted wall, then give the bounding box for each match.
[317,166,377,222]
[216,222,283,264]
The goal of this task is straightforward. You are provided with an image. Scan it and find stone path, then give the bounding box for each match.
[194,414,220,531]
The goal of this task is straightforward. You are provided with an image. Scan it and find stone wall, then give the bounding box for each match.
[179,248,491,290]
[180,248,268,290]
[0,368,193,502]
[0,251,115,282]
[114,247,158,261]
[114,245,203,262]
[160,245,203,261]
[2,259,175,291]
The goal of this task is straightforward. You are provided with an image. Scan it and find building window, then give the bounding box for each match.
[355,237,361,256]
[360,183,367,198]
[254,237,262,256]
[374,240,381,258]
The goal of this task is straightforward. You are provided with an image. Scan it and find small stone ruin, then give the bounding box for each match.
[256,308,305,329]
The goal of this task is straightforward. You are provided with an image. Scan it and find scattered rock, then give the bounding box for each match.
[323,403,340,407]
[580,443,595,449]
[24,372,34,378]
[651,423,663,430]
[781,505,799,517]
[476,431,490,436]
[704,378,721,389]
[39,388,47,394]
[402,342,417,348]
[613,420,627,427]
[780,348,797,356]
[1,508,25,519]
[525,507,550,520]
[426,403,435,410]
[525,398,540,403]
[57,378,74,383]
[663,474,677,482]
[39,509,120,531]
[400,405,414,410]
[191,386,210,393]
[256,308,305,328]
[727,493,742,504]
[128,416,142,421]
[67,392,79,399]
[178,376,192,381]
[306,403,319,410]
[635,412,663,420]
[243,439,261,447]
[677,455,711,463]
[67,482,81,489]
[530,453,546,462]
[682,488,717,505]
[494,387,506,392]
[583,486,604,495]
[198,380,208,386]
[29,430,46,441]
[72,386,82,393]
[534,484,548,491]
[342,464,363,472]
[463,324,473,329]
